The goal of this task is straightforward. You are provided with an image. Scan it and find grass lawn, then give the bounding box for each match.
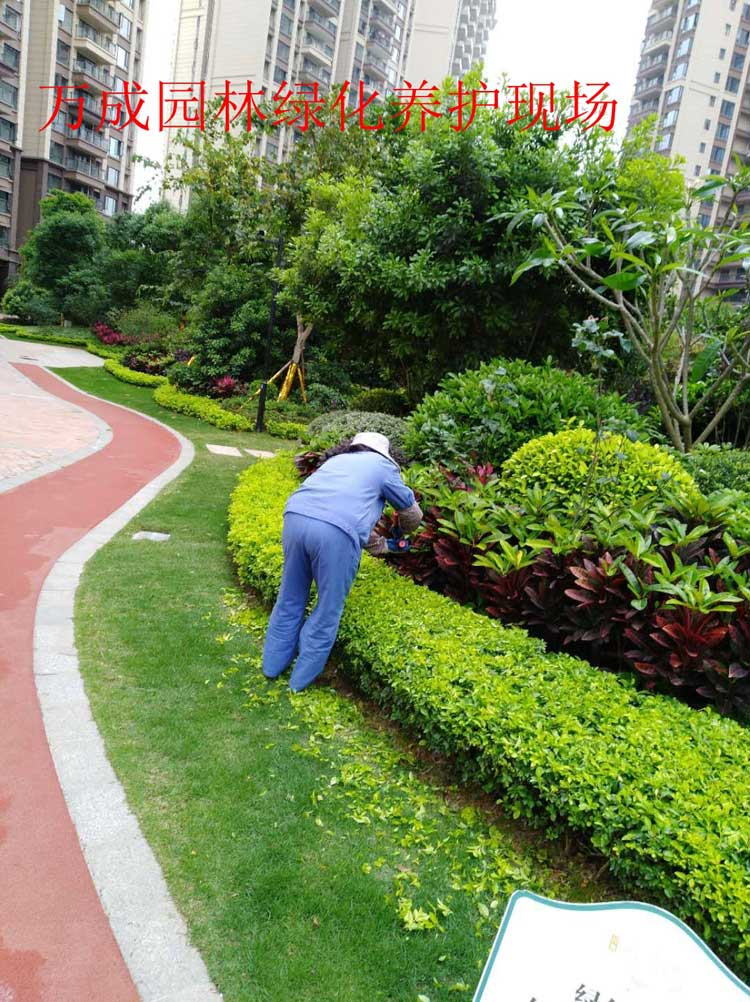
[56,367,618,1002]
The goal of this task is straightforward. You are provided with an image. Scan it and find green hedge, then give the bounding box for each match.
[153,383,252,431]
[104,358,167,387]
[266,418,307,440]
[0,324,87,349]
[228,455,750,975]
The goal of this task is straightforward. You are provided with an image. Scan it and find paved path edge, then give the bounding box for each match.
[32,368,223,1002]
[0,359,113,495]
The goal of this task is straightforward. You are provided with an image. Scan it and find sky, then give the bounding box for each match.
[134,0,653,207]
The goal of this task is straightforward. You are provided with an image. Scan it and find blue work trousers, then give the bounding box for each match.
[263,512,361,692]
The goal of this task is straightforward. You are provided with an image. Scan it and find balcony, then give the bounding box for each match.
[308,0,339,17]
[73,57,113,92]
[370,8,399,33]
[642,29,673,53]
[0,5,20,41]
[0,44,19,77]
[65,121,109,154]
[378,0,400,15]
[305,8,336,41]
[300,33,334,65]
[640,52,668,72]
[75,20,115,63]
[77,0,119,34]
[646,4,677,29]
[362,51,393,83]
[64,155,103,185]
[300,58,332,89]
[634,75,664,96]
[368,27,398,60]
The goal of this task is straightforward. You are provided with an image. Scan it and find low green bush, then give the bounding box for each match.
[406,357,652,469]
[266,419,307,440]
[680,444,750,494]
[0,325,87,349]
[228,455,750,975]
[1,278,59,325]
[349,387,409,416]
[502,427,699,509]
[104,359,167,387]
[153,383,252,431]
[304,411,409,451]
[84,341,124,360]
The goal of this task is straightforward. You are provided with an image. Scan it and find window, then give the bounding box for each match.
[739,28,750,43]
[727,75,741,91]
[0,152,11,178]
[721,98,736,115]
[699,213,712,226]
[118,13,131,39]
[109,135,122,158]
[0,80,17,108]
[705,117,712,128]
[56,39,70,63]
[47,174,62,191]
[718,122,731,138]
[744,2,750,15]
[683,12,699,29]
[721,47,727,59]
[657,133,673,151]
[103,195,117,216]
[666,85,683,103]
[277,40,290,61]
[677,37,692,56]
[2,43,19,69]
[663,109,678,127]
[121,0,133,7]
[50,141,64,164]
[0,225,9,248]
[0,189,11,214]
[0,115,16,143]
[58,3,72,30]
[116,45,129,69]
[106,165,120,186]
[695,164,702,176]
[733,52,746,69]
[726,21,733,33]
[715,71,722,83]
[279,12,293,35]
[700,141,707,152]
[673,62,688,79]
[710,94,717,105]
[712,144,726,162]
[273,65,285,84]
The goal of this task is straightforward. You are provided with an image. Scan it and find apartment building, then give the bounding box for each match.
[629,0,750,293]
[0,2,29,283]
[165,0,496,208]
[10,0,148,276]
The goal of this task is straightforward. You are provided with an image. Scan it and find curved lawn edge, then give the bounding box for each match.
[228,454,750,977]
[33,368,223,1001]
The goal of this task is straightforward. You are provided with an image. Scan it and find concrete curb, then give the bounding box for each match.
[0,359,113,494]
[33,368,223,1002]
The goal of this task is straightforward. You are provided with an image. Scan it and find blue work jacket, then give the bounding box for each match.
[284,451,416,550]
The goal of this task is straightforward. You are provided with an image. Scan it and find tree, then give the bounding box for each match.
[510,151,750,452]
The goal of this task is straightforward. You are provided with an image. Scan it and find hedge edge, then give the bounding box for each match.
[153,382,252,432]
[103,358,167,387]
[228,455,750,976]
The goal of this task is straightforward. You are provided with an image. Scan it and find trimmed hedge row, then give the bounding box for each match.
[104,358,167,387]
[153,383,253,431]
[228,455,750,974]
[266,418,307,440]
[0,323,124,360]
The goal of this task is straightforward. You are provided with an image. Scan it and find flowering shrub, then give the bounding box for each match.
[210,375,245,398]
[91,320,132,346]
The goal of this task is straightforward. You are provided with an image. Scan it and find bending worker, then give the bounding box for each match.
[263,432,423,692]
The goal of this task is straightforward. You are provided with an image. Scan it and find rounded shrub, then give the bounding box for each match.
[304,410,408,452]
[501,427,699,509]
[679,444,750,495]
[349,387,409,416]
[405,357,651,469]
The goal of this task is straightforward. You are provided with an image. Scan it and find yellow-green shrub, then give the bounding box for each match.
[502,426,699,508]
[153,383,252,431]
[104,358,167,387]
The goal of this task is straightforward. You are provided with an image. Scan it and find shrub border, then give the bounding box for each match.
[153,382,252,432]
[228,455,750,976]
[104,358,167,387]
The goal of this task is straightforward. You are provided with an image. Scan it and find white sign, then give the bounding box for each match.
[474,892,750,1002]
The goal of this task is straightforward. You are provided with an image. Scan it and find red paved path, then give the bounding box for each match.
[0,365,181,1001]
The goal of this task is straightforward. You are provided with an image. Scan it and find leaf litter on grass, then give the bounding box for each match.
[214,589,618,996]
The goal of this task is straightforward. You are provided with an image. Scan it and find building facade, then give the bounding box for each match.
[165,0,496,208]
[0,1,29,283]
[0,0,149,285]
[629,0,750,293]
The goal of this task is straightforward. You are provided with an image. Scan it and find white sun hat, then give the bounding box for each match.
[351,431,398,467]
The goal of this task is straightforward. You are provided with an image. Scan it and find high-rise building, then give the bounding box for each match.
[7,0,149,283]
[165,0,496,210]
[0,1,30,284]
[629,0,750,293]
